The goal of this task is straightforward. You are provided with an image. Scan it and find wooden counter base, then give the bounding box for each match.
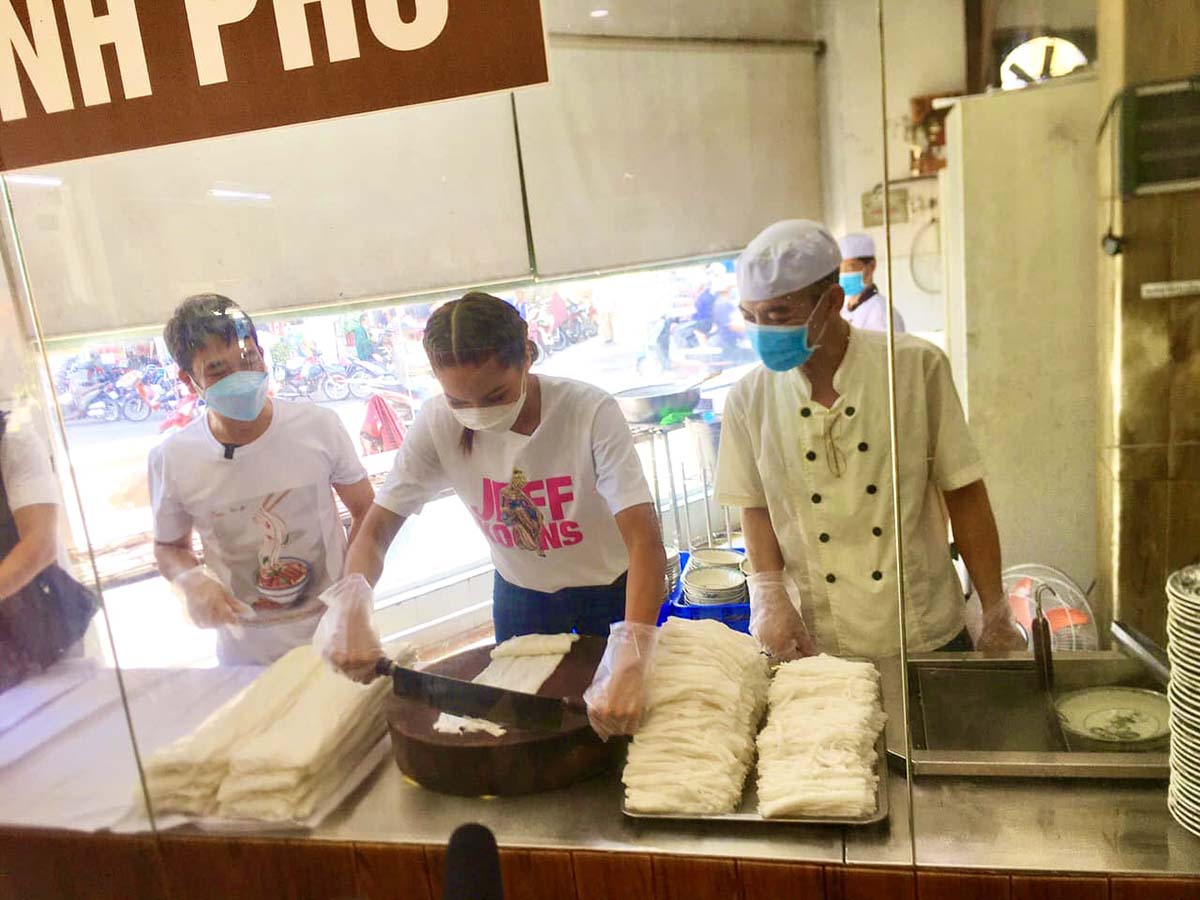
[2,829,1199,900]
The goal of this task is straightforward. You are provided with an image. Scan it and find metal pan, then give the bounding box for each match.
[614,384,702,424]
[621,732,889,826]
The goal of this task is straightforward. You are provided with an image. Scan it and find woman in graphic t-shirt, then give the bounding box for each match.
[338,292,666,739]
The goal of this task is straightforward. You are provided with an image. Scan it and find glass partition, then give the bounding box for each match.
[0,0,905,859]
[891,0,1200,876]
[0,236,153,834]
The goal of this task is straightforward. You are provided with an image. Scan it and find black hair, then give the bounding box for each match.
[423,292,535,454]
[164,294,259,377]
[854,256,876,265]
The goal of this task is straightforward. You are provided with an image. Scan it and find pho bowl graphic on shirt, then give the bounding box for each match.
[473,466,583,556]
[206,486,329,623]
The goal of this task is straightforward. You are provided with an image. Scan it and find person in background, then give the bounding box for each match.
[0,410,60,604]
[336,292,665,739]
[353,313,375,362]
[710,272,755,364]
[838,233,905,333]
[149,295,375,665]
[716,220,1025,661]
[692,262,725,336]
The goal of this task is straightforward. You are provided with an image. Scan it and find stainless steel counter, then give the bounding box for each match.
[319,761,846,862]
[7,663,1200,876]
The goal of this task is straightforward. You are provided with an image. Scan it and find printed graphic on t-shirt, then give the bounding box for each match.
[204,485,331,623]
[471,467,583,555]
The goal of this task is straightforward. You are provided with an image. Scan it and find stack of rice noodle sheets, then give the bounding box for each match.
[623,618,886,819]
[143,645,390,823]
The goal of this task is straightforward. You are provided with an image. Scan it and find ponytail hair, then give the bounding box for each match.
[423,292,536,454]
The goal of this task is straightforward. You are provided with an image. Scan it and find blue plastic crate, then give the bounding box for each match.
[656,549,751,634]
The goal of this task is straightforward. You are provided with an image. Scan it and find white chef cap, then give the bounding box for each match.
[838,232,876,260]
[735,220,843,302]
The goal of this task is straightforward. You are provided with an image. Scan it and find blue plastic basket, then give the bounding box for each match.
[656,550,751,634]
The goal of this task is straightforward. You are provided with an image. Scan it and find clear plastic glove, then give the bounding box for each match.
[314,574,385,683]
[748,571,816,661]
[976,596,1028,652]
[583,621,658,741]
[172,566,251,629]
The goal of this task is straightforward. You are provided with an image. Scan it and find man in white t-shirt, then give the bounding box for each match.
[837,233,906,333]
[149,295,374,665]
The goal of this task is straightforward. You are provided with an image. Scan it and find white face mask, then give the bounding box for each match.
[450,377,527,433]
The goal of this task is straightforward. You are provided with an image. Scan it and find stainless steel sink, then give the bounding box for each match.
[892,652,1169,779]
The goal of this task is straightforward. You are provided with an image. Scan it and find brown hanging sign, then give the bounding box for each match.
[0,0,548,171]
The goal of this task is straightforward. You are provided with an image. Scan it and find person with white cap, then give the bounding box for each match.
[714,220,1024,659]
[837,232,905,333]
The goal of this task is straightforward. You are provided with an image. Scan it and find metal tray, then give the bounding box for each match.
[621,732,889,826]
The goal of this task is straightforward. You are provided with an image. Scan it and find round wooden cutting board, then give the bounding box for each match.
[384,636,623,796]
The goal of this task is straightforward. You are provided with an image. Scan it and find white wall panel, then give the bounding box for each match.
[516,39,823,276]
[8,94,531,338]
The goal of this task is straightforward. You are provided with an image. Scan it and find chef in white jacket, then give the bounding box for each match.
[838,233,905,333]
[715,220,1024,659]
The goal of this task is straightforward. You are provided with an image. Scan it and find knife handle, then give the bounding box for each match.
[563,696,589,715]
[375,657,395,678]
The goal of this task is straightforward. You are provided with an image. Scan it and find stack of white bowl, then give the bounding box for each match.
[681,566,747,606]
[1166,564,1200,836]
[687,548,744,572]
[662,546,682,601]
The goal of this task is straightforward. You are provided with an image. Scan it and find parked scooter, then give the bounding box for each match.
[159,389,203,434]
[343,356,388,399]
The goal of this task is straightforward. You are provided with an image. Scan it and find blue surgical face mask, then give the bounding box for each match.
[203,370,269,422]
[745,291,832,372]
[839,271,865,297]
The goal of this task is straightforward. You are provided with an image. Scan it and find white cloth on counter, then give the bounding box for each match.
[144,644,393,824]
[0,666,258,833]
[755,655,886,819]
[623,618,770,815]
[214,652,390,821]
[432,633,575,737]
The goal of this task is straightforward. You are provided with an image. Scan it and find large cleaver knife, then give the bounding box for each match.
[375,658,589,733]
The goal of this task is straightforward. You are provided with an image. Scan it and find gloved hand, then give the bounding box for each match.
[748,571,816,661]
[583,621,658,741]
[172,565,250,628]
[314,574,385,683]
[976,595,1028,652]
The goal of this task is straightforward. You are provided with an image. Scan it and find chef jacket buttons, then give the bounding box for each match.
[872,526,883,537]
[846,406,856,417]
[812,493,822,504]
[806,451,817,461]
[819,533,830,543]
[858,442,869,452]
[872,571,883,581]
[801,407,812,417]
[826,574,837,584]
[866,484,878,495]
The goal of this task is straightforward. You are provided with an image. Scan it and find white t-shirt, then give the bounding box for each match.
[376,376,652,593]
[148,400,367,665]
[842,291,906,333]
[0,415,59,514]
[716,329,981,658]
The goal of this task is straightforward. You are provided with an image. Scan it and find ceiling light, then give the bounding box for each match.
[4,174,63,188]
[209,188,272,202]
[590,9,609,18]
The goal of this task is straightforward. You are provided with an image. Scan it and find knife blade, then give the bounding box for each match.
[377,659,589,733]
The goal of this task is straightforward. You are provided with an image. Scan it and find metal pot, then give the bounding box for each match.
[613,383,701,424]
